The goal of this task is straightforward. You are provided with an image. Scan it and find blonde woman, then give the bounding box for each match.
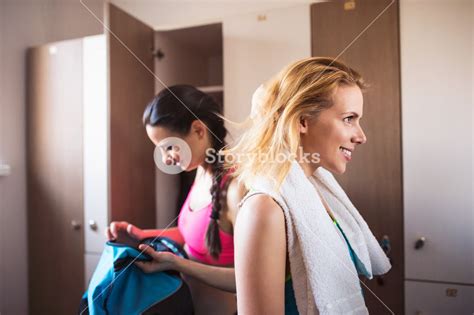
[228,57,391,314]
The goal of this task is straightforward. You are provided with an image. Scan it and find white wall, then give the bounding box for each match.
[0,1,104,314]
[223,4,311,137]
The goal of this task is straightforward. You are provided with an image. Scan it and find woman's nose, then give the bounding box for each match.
[353,125,367,145]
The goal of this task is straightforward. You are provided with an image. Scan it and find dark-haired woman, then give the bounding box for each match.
[106,85,246,315]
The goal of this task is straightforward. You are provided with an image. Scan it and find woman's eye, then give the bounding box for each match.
[343,116,354,123]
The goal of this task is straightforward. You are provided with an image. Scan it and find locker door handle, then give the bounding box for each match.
[414,236,426,250]
[71,220,81,230]
[89,220,98,231]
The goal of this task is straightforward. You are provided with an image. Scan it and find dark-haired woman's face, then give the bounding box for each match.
[146,121,212,172]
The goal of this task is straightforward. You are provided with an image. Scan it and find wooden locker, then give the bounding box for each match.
[107,3,156,228]
[27,38,85,314]
[311,1,404,313]
[27,4,159,311]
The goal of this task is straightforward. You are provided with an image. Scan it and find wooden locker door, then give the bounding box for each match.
[107,3,156,228]
[27,39,85,314]
[311,1,403,314]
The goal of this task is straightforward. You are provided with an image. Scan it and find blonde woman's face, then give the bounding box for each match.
[300,84,367,174]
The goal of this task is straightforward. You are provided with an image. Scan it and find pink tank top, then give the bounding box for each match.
[178,175,234,266]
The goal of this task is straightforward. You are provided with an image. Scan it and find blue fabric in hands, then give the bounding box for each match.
[79,237,192,315]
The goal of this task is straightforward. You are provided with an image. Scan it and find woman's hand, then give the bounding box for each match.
[105,221,145,248]
[136,244,238,292]
[134,244,179,273]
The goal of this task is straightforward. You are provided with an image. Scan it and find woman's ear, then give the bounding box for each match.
[191,120,206,139]
[299,116,309,134]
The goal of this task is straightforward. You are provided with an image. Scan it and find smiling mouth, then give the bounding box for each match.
[339,147,352,159]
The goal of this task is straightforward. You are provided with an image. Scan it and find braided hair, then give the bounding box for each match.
[143,85,228,259]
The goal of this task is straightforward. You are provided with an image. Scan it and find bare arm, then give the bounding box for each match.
[234,194,287,315]
[140,226,185,245]
[106,222,185,246]
[136,240,237,292]
[175,258,235,292]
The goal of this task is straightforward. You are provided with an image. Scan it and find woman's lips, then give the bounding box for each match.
[339,147,352,161]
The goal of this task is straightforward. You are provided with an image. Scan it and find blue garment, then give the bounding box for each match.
[79,237,193,315]
[333,219,358,271]
[333,218,365,296]
[285,278,299,315]
[284,218,363,314]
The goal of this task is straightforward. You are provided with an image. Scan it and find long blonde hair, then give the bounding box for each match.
[225,57,366,188]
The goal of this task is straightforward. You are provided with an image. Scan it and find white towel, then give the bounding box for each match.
[240,161,391,314]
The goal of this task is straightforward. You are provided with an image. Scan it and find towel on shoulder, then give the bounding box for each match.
[240,161,391,315]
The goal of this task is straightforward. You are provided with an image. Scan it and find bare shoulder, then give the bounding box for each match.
[237,193,285,231]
